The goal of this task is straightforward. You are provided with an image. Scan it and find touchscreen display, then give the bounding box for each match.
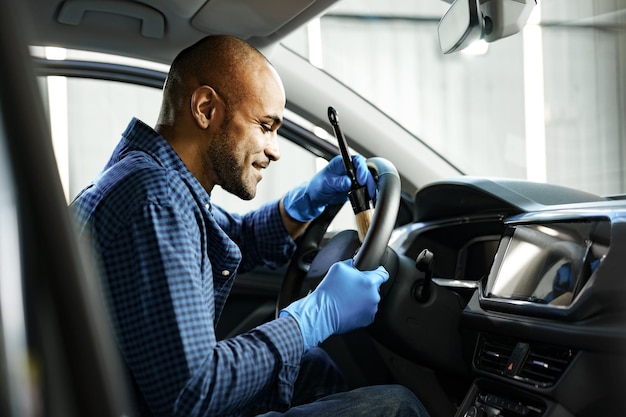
[485,220,609,306]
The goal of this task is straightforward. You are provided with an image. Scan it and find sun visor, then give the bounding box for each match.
[192,0,316,38]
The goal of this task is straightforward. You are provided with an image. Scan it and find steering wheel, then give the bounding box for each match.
[276,157,401,312]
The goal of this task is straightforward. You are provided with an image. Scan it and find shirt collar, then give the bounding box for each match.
[115,118,212,207]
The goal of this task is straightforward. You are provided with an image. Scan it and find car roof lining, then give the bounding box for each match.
[24,0,341,64]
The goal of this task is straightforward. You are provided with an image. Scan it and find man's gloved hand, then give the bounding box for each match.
[279,259,388,352]
[282,154,376,222]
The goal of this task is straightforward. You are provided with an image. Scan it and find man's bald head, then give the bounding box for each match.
[160,35,271,121]
[154,34,286,197]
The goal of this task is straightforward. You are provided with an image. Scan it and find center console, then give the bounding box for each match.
[456,379,572,417]
[453,209,625,417]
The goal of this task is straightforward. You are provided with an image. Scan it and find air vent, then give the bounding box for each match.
[517,344,575,387]
[474,334,576,388]
[475,334,516,374]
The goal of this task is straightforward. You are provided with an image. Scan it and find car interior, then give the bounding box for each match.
[1,0,625,417]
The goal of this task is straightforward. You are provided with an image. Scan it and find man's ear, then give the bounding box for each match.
[191,85,221,129]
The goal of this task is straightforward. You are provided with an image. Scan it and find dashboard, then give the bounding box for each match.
[386,177,626,417]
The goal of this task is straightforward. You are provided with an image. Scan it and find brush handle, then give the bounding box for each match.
[328,106,359,189]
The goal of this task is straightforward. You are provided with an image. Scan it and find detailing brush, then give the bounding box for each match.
[328,106,374,242]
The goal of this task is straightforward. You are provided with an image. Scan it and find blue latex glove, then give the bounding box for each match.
[279,259,388,352]
[282,154,376,222]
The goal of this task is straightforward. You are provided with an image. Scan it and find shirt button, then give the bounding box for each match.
[205,203,210,210]
[221,270,230,277]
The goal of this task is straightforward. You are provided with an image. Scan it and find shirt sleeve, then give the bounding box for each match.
[96,188,303,417]
[211,199,296,274]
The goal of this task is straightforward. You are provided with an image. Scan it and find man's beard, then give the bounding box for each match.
[206,128,256,200]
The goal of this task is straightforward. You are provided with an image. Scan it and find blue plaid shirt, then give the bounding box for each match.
[71,118,303,417]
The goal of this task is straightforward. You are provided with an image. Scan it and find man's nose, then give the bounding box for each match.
[265,133,280,162]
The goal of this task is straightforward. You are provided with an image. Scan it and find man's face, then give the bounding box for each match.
[206,65,285,200]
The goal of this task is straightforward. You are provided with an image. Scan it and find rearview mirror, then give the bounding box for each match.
[438,0,537,54]
[480,0,536,42]
[437,0,483,55]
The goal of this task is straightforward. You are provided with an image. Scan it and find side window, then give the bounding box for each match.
[41,73,356,232]
[40,76,162,201]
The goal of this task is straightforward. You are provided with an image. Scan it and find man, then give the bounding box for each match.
[71,35,429,417]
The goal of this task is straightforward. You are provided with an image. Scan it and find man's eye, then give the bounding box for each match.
[261,123,272,133]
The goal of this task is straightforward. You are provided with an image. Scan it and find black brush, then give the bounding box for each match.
[328,106,373,242]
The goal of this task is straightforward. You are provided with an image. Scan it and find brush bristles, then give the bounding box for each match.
[355,208,374,242]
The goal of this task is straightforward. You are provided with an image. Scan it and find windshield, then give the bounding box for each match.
[282,0,626,197]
